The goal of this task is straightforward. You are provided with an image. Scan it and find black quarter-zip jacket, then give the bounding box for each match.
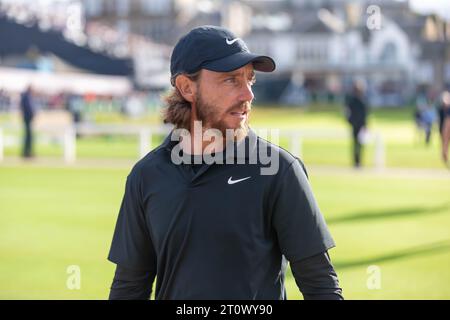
[108,128,336,300]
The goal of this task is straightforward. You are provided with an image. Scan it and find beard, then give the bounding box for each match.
[195,90,250,142]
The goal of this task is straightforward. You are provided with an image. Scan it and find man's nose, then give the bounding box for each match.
[239,82,254,103]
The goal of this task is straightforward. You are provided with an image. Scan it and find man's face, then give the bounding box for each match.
[194,63,255,135]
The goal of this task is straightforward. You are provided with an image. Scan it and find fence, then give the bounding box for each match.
[0,124,386,169]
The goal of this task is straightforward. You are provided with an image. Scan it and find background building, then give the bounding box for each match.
[0,0,449,105]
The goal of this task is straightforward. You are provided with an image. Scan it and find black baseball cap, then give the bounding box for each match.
[170,25,276,86]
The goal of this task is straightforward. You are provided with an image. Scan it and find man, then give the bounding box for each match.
[108,25,342,300]
[440,91,450,164]
[344,81,368,168]
[437,91,450,137]
[20,85,35,158]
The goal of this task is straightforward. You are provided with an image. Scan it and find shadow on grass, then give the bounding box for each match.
[327,204,449,225]
[333,239,450,270]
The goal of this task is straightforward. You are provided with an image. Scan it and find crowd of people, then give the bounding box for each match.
[0,1,130,60]
[0,88,162,115]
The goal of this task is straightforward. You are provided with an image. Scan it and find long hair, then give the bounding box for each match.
[162,72,200,130]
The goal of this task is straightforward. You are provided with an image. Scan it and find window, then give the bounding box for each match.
[379,42,397,63]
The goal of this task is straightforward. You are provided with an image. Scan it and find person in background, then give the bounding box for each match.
[440,91,450,164]
[415,90,437,146]
[344,81,369,168]
[422,104,437,146]
[20,85,36,158]
[438,91,450,138]
[66,92,83,138]
[0,89,11,112]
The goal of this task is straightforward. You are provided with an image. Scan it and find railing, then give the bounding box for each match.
[0,124,386,169]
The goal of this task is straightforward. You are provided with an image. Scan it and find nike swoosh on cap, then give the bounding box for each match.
[228,176,251,185]
[226,38,240,45]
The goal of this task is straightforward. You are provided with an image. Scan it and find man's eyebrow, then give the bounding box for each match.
[220,70,241,77]
[220,70,256,78]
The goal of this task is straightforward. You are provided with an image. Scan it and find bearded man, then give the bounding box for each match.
[108,25,343,300]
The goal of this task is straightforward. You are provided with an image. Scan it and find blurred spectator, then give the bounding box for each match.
[437,91,450,138]
[344,81,369,168]
[439,91,450,163]
[20,85,36,158]
[66,93,84,138]
[415,91,437,146]
[422,105,437,146]
[0,89,11,112]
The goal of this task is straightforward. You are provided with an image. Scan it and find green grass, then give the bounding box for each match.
[1,105,449,299]
[0,166,122,299]
[0,165,449,299]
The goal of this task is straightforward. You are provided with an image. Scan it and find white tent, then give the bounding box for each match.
[0,67,132,96]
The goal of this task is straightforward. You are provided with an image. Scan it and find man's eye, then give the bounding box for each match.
[225,78,236,83]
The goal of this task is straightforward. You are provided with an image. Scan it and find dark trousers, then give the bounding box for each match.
[22,121,33,158]
[424,124,432,146]
[352,125,363,167]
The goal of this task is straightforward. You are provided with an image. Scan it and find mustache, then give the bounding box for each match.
[226,102,252,113]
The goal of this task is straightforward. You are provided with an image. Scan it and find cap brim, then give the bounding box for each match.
[202,51,276,73]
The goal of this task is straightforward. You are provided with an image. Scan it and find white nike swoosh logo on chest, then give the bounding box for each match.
[228,176,251,185]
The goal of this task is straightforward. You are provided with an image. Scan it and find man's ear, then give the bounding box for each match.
[175,74,197,103]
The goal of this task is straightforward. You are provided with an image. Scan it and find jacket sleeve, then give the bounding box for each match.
[291,251,343,300]
[109,264,156,300]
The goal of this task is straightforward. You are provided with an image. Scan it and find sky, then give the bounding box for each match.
[409,0,450,20]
